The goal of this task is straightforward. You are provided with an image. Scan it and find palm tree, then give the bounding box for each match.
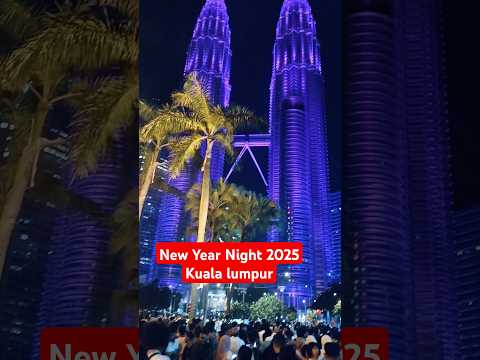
[140,75,255,242]
[223,190,280,314]
[138,103,197,218]
[185,179,239,242]
[108,187,138,325]
[185,179,239,319]
[0,1,88,277]
[0,0,138,322]
[185,181,280,314]
[140,75,256,318]
[234,192,280,243]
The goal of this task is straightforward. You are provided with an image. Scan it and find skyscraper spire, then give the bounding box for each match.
[185,0,231,107]
[273,0,322,80]
[269,0,334,304]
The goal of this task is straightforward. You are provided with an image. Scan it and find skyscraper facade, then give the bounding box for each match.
[0,121,68,359]
[396,0,458,357]
[327,191,341,286]
[343,3,414,358]
[343,0,458,358]
[36,137,131,328]
[148,0,232,288]
[453,207,480,360]
[139,159,169,283]
[269,0,331,304]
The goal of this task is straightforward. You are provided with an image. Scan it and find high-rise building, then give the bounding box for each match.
[269,0,331,305]
[343,3,414,357]
[452,207,480,360]
[139,159,169,283]
[0,117,68,359]
[147,0,232,288]
[343,0,458,358]
[327,191,341,286]
[396,0,458,357]
[36,136,131,328]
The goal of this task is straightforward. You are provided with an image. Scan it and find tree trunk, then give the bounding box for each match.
[196,140,213,244]
[226,284,234,315]
[201,283,209,321]
[0,100,49,279]
[139,148,159,219]
[189,140,213,319]
[189,284,199,319]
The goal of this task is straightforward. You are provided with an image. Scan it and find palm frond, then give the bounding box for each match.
[0,0,40,41]
[1,14,137,88]
[214,132,234,157]
[225,105,259,131]
[69,75,137,177]
[110,187,138,257]
[171,74,210,123]
[151,177,186,199]
[98,0,138,20]
[168,135,205,178]
[139,104,204,144]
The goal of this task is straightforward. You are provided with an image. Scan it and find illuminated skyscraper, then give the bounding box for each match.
[343,0,458,358]
[269,0,331,304]
[327,191,341,286]
[453,207,480,360]
[148,0,231,287]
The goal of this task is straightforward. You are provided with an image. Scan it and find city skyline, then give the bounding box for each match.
[141,0,342,309]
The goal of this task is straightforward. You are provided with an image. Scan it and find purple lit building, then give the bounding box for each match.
[453,207,480,359]
[147,0,232,289]
[269,0,332,305]
[35,138,130,326]
[343,0,458,358]
[145,0,339,310]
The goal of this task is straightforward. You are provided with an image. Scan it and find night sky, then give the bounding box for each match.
[444,0,480,209]
[140,0,342,193]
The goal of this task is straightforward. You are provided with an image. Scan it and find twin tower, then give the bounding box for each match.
[153,0,336,306]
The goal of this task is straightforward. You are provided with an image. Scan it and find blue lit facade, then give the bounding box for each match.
[139,159,169,283]
[453,207,480,360]
[343,0,458,359]
[269,0,331,305]
[147,0,232,289]
[35,136,130,328]
[327,191,341,286]
[343,2,415,358]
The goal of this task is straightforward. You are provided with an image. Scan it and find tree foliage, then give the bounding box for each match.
[185,179,280,243]
[139,74,256,178]
[250,294,286,322]
[230,301,250,320]
[311,283,341,312]
[140,282,180,311]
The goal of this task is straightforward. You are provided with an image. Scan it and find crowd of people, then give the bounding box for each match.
[140,316,341,360]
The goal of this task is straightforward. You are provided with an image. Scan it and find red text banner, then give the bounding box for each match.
[40,327,139,360]
[341,327,389,360]
[155,242,303,283]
